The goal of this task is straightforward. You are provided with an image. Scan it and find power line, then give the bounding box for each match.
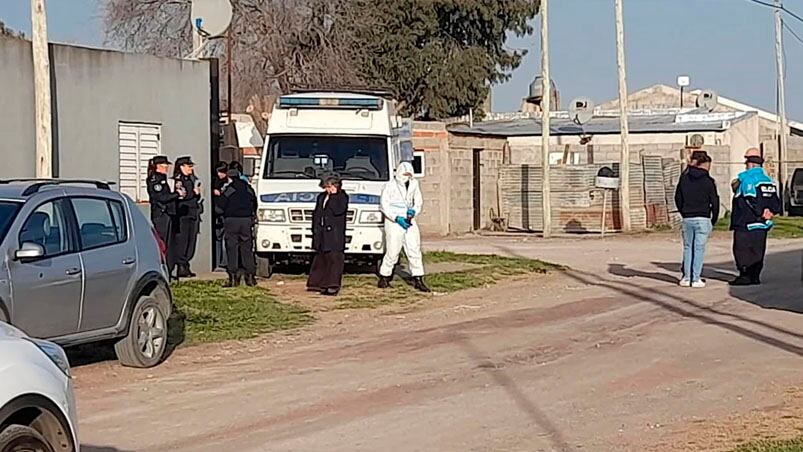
[783,19,803,47]
[746,0,803,25]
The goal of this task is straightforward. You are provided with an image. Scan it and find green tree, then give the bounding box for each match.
[352,0,540,119]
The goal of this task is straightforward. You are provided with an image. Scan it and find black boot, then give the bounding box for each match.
[245,274,257,287]
[177,264,192,278]
[413,277,432,293]
[378,276,392,289]
[729,270,754,286]
[224,273,237,288]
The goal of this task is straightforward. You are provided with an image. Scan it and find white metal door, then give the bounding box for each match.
[118,123,162,202]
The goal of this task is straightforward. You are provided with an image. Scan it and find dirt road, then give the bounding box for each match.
[76,234,803,451]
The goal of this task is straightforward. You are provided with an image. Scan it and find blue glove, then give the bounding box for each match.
[407,209,416,218]
[395,216,411,230]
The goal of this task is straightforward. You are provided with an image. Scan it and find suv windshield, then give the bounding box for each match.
[263,135,389,181]
[0,201,22,245]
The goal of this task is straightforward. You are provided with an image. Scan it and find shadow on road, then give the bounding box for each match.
[493,243,803,358]
[66,308,186,368]
[651,261,735,283]
[456,335,572,452]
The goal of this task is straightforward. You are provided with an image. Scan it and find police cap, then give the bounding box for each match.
[152,155,172,165]
[175,156,196,167]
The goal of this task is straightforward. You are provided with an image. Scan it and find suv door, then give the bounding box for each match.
[8,198,82,338]
[71,197,137,332]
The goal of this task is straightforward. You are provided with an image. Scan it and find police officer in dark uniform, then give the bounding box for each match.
[215,168,258,287]
[729,148,781,286]
[173,156,202,278]
[147,156,182,277]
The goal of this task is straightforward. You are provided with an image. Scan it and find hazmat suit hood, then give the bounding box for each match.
[395,162,415,183]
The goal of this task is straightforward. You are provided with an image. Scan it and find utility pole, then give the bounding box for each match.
[31,0,52,178]
[614,0,632,232]
[540,0,552,238]
[775,0,788,213]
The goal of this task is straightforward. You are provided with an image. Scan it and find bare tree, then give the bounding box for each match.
[102,0,364,112]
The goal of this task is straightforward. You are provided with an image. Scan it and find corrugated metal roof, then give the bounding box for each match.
[449,111,756,137]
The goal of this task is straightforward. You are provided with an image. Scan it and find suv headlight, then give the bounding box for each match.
[258,208,286,223]
[26,338,71,377]
[359,210,383,224]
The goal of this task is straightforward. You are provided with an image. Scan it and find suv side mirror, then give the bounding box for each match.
[15,242,45,261]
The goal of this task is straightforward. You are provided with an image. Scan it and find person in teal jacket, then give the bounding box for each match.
[729,148,781,286]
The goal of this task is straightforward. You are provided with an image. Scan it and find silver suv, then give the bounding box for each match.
[0,179,173,368]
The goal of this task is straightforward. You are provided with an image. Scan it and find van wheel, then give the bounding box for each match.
[256,254,273,279]
[115,295,169,368]
[0,425,54,452]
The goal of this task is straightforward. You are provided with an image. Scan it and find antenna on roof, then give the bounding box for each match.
[696,90,718,112]
[187,0,233,58]
[569,97,595,144]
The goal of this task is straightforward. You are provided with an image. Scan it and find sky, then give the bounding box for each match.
[1,0,802,119]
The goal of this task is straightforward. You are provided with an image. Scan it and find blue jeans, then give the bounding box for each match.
[682,218,712,282]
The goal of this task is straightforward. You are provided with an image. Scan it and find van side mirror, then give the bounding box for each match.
[15,242,45,261]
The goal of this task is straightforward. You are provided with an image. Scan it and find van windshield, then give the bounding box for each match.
[0,201,22,245]
[263,135,389,182]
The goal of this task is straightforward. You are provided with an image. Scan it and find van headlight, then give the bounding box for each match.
[259,208,286,223]
[359,210,383,224]
[25,338,71,377]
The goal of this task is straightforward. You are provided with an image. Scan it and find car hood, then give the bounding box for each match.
[0,321,26,341]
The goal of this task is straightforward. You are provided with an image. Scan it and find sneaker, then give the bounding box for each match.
[691,280,706,288]
[729,276,754,286]
[413,277,432,293]
[377,276,392,289]
[678,278,691,287]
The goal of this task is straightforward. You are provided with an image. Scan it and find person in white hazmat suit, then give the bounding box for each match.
[378,162,431,292]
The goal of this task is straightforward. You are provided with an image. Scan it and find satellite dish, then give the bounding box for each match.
[696,90,718,112]
[569,97,595,126]
[191,0,233,38]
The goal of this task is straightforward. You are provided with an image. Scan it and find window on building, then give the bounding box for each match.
[119,122,162,202]
[412,150,426,177]
[71,198,127,250]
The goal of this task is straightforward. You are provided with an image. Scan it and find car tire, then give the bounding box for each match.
[114,295,169,368]
[788,206,803,217]
[256,254,273,279]
[0,424,55,452]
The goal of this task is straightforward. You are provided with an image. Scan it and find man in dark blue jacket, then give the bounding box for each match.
[729,148,781,286]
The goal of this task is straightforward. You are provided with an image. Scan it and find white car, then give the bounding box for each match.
[0,321,78,452]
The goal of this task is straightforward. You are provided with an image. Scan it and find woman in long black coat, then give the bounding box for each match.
[307,174,349,296]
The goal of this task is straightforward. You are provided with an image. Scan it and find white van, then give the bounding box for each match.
[255,91,411,276]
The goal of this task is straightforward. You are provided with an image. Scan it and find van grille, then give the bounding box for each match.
[289,209,356,224]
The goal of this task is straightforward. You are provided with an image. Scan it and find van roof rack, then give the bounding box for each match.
[0,179,115,196]
[289,87,394,98]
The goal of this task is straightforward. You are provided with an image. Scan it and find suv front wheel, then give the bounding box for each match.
[0,425,55,452]
[114,294,170,368]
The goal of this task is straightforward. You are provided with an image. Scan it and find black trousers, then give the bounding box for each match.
[151,210,175,273]
[733,229,768,281]
[174,213,200,267]
[307,251,345,290]
[224,217,256,276]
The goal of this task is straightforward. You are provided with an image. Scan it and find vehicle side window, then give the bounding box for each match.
[72,198,126,250]
[109,200,128,242]
[19,200,71,257]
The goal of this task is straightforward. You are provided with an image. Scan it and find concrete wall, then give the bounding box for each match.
[0,37,36,176]
[0,38,213,271]
[412,122,506,235]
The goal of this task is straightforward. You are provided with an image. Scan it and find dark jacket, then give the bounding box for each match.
[215,178,257,218]
[311,191,349,253]
[175,174,201,217]
[147,172,178,217]
[730,167,781,231]
[675,166,720,225]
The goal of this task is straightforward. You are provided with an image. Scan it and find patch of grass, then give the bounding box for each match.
[714,214,803,239]
[735,437,803,452]
[331,252,559,310]
[171,281,312,344]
